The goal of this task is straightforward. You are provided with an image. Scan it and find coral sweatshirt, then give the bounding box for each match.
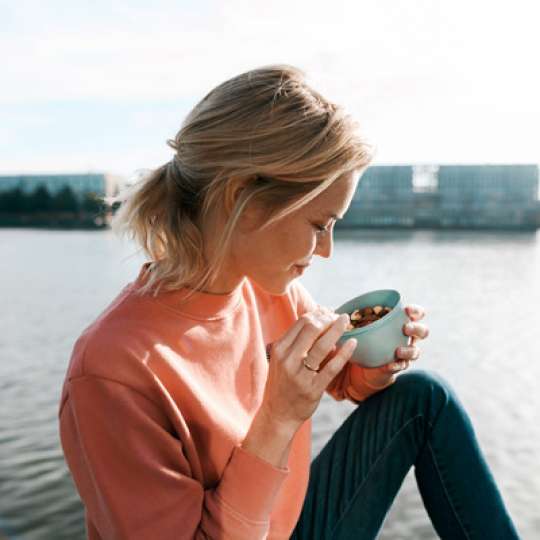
[58,262,385,540]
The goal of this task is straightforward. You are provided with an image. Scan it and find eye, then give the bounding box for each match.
[313,222,331,234]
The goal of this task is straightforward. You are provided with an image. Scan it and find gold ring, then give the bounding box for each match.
[303,358,320,373]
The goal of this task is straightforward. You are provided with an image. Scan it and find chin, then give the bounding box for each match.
[249,274,294,296]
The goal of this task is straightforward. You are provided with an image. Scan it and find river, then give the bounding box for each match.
[1,228,539,539]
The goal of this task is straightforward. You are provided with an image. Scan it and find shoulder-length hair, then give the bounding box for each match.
[108,65,372,297]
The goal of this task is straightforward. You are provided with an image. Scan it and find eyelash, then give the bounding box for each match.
[314,223,331,234]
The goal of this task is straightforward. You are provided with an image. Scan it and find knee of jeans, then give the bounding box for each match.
[394,369,460,418]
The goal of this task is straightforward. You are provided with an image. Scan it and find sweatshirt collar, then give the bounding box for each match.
[133,262,245,320]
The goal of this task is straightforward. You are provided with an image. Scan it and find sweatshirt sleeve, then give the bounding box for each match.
[59,375,288,540]
[325,362,395,403]
[291,280,394,403]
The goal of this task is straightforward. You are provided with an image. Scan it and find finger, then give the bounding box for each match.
[306,313,351,367]
[314,304,337,317]
[289,312,342,365]
[275,308,337,356]
[318,344,338,371]
[403,322,430,340]
[405,304,425,321]
[395,345,420,361]
[317,337,357,386]
[385,360,410,374]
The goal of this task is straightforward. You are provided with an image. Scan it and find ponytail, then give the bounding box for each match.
[109,159,207,298]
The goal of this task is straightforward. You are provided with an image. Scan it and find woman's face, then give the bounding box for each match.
[228,170,360,295]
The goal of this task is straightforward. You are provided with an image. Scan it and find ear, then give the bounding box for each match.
[223,175,259,231]
[223,175,249,215]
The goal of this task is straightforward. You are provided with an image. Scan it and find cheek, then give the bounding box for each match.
[240,219,316,269]
[278,227,315,260]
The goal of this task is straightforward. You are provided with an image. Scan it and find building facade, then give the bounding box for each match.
[338,164,539,230]
[344,165,415,227]
[437,165,539,228]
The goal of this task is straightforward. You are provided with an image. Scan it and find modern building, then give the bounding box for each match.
[353,165,414,203]
[338,163,540,230]
[438,165,538,207]
[343,165,414,226]
[437,165,539,228]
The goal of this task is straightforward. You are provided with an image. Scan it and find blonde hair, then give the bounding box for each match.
[109,64,372,297]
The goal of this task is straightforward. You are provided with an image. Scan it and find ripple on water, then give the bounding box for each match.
[1,228,539,539]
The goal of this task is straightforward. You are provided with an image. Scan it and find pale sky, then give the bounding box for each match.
[1,0,539,179]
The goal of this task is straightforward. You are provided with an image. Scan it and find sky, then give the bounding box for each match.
[1,0,539,180]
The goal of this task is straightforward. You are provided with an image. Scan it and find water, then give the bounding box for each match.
[1,228,539,539]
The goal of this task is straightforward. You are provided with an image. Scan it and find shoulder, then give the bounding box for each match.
[64,284,166,393]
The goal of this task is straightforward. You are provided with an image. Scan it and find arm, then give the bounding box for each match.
[59,375,289,540]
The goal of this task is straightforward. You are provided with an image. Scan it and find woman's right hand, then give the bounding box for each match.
[260,308,357,431]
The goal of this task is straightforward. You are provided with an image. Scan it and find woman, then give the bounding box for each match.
[58,65,520,539]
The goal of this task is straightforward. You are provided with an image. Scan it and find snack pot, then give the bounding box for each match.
[335,289,410,368]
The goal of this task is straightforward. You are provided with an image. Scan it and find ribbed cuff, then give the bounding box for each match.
[360,368,395,390]
[215,445,290,523]
[345,365,395,402]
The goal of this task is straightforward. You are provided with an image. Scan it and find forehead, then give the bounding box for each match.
[303,172,359,216]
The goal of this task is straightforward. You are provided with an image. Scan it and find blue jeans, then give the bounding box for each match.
[290,370,521,540]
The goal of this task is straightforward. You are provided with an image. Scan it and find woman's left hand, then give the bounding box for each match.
[361,304,430,388]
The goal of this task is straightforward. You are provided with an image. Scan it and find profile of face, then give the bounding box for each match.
[225,170,360,295]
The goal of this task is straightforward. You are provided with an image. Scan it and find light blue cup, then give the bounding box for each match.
[335,289,410,368]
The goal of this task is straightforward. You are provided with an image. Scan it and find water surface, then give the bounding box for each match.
[1,228,538,539]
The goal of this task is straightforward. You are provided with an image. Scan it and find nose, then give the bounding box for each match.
[314,230,333,259]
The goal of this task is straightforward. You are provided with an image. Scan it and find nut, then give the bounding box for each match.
[346,304,393,330]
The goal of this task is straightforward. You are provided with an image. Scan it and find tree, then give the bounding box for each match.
[52,185,79,212]
[0,188,25,212]
[28,185,54,212]
[81,191,104,215]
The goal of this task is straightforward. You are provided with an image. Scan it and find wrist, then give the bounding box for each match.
[241,405,299,468]
[257,404,301,438]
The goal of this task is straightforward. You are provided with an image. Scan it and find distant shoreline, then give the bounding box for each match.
[0,212,110,230]
[1,221,537,232]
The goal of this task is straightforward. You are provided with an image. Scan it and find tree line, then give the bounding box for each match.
[0,185,110,214]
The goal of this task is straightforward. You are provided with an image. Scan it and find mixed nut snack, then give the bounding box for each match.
[345,305,392,331]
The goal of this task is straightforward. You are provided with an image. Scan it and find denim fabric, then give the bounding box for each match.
[290,370,521,540]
